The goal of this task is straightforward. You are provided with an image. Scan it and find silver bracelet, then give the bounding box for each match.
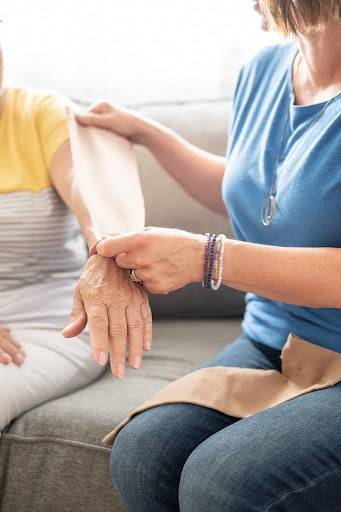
[211,234,226,291]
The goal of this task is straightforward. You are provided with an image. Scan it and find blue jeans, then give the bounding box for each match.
[110,334,341,511]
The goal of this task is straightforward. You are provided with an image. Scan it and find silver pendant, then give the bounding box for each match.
[261,194,277,226]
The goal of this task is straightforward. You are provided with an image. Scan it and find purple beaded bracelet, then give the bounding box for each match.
[202,233,211,288]
[206,234,217,289]
[202,233,217,289]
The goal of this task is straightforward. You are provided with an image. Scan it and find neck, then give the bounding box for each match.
[297,19,341,88]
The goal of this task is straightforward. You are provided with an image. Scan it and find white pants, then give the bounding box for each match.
[0,326,103,432]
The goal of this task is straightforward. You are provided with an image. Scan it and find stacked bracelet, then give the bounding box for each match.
[211,234,226,290]
[202,233,217,288]
[201,233,226,291]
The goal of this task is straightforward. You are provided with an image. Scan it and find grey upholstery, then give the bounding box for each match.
[0,99,244,512]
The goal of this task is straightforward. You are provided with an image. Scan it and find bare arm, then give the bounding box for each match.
[50,140,152,377]
[139,122,227,216]
[76,103,228,217]
[221,239,341,308]
[96,229,341,309]
[50,139,98,250]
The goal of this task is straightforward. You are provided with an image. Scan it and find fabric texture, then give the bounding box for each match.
[68,110,145,236]
[0,88,86,293]
[0,88,69,193]
[103,329,341,445]
[222,42,341,353]
[136,100,245,318]
[110,334,341,512]
[0,297,104,432]
[0,319,242,512]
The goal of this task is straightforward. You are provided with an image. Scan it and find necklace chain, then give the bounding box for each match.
[261,92,335,226]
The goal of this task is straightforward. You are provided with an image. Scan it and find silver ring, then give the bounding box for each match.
[129,269,143,284]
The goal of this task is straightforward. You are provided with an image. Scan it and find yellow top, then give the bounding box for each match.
[0,87,69,193]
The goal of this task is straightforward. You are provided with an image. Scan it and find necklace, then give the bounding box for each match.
[261,64,337,226]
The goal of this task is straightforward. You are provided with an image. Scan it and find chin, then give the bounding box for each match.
[253,0,271,32]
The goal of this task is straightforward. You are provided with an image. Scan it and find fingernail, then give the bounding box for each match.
[132,355,141,369]
[115,363,125,378]
[14,353,25,365]
[145,340,152,351]
[97,351,108,366]
[2,354,12,364]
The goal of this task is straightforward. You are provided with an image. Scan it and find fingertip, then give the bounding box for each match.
[75,114,90,125]
[96,242,108,256]
[62,323,80,338]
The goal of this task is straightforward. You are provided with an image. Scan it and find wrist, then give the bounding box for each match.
[135,118,166,148]
[190,234,207,283]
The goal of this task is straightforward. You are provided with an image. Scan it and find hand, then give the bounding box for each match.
[0,326,26,366]
[62,254,152,378]
[75,102,150,144]
[97,228,206,295]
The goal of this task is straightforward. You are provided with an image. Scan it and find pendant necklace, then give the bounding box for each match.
[261,92,335,227]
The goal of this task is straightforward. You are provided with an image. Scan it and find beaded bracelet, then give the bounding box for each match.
[201,233,226,290]
[206,234,217,288]
[211,234,226,291]
[202,233,212,288]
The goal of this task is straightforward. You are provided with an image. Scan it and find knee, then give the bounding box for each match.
[0,385,19,432]
[109,405,182,494]
[179,438,258,512]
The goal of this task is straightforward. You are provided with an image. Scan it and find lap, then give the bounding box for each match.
[196,331,281,371]
[114,333,281,455]
[179,381,341,512]
[0,326,102,431]
[111,334,282,496]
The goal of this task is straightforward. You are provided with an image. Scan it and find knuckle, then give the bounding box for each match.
[90,315,107,330]
[128,320,144,331]
[134,234,147,248]
[109,323,127,337]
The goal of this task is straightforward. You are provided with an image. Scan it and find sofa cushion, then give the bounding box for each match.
[0,318,241,512]
[134,100,245,318]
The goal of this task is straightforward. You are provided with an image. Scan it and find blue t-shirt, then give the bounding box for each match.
[222,42,341,353]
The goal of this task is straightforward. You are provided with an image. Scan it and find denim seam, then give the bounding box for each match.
[264,467,341,512]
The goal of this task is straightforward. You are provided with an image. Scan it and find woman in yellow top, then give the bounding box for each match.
[0,35,152,432]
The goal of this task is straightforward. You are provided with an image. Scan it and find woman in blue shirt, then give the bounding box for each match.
[74,1,341,510]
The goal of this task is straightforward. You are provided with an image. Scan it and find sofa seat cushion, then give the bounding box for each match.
[0,319,241,512]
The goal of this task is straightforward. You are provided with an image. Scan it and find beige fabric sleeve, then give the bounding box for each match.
[67,110,145,236]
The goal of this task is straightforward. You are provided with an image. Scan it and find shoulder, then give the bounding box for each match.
[235,43,296,96]
[7,86,70,166]
[7,86,69,122]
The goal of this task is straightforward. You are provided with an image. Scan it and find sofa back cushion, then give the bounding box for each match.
[134,100,245,318]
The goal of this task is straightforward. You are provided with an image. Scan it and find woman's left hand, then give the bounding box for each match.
[97,228,205,294]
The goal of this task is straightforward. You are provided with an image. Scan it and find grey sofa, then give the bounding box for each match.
[0,99,244,512]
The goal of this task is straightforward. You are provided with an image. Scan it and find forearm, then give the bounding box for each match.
[50,140,100,250]
[221,239,341,308]
[139,120,227,216]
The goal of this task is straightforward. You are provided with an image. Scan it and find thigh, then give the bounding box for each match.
[179,382,341,512]
[110,334,281,511]
[196,331,281,371]
[0,327,102,432]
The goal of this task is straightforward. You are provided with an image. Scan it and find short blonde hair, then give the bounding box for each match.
[262,0,341,34]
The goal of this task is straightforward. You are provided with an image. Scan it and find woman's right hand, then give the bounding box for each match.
[75,102,150,144]
[0,326,26,366]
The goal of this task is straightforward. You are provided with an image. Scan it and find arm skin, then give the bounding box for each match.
[220,239,341,309]
[50,140,153,378]
[96,228,341,310]
[50,139,99,250]
[139,121,227,216]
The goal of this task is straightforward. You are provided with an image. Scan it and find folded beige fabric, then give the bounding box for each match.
[67,110,145,236]
[103,333,341,446]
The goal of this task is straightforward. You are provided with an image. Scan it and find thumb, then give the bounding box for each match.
[75,111,113,129]
[62,287,87,338]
